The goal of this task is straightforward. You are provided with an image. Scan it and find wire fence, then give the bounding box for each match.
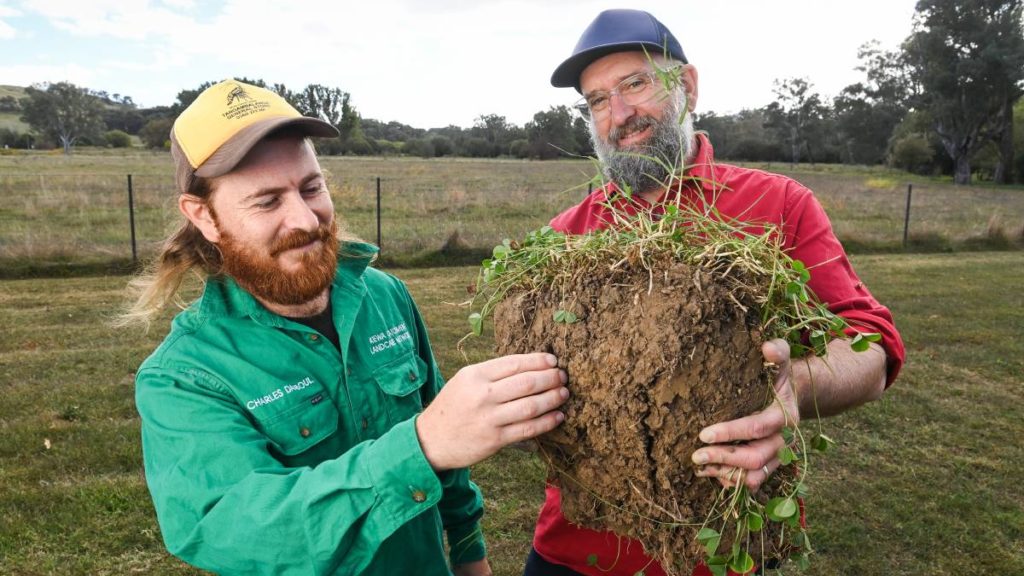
[1,158,1022,275]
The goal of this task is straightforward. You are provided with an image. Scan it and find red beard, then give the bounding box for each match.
[216,219,340,306]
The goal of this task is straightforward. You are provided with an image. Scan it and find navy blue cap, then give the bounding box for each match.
[551,9,687,92]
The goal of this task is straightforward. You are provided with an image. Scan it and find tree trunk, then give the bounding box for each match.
[790,126,800,165]
[60,135,72,155]
[994,98,1014,184]
[954,154,971,185]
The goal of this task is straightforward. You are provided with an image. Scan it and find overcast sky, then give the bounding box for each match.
[0,0,920,129]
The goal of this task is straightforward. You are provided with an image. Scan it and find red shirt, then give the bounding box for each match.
[536,133,905,575]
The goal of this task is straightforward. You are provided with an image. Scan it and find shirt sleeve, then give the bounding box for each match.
[782,183,906,386]
[403,281,487,565]
[136,364,445,575]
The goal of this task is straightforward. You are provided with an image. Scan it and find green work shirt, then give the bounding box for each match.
[135,244,485,575]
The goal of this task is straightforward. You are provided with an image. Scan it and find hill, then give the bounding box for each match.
[0,85,30,132]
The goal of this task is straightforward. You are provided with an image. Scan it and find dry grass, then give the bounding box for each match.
[1,151,1021,273]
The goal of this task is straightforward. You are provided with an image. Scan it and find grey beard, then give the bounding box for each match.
[590,94,695,196]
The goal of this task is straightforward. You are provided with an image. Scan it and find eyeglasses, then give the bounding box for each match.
[574,68,675,119]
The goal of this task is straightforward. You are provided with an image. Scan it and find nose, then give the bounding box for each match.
[280,191,320,232]
[608,91,637,127]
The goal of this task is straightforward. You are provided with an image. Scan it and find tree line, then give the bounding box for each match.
[4,0,1022,184]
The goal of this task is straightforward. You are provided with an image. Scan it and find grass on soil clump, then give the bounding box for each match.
[464,189,876,575]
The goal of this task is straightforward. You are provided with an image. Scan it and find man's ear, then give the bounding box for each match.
[178,194,220,244]
[681,64,699,112]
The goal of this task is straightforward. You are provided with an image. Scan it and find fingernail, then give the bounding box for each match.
[555,411,565,423]
[699,429,715,443]
[559,370,568,383]
[693,451,709,465]
[546,353,558,367]
[694,467,707,477]
[559,387,569,399]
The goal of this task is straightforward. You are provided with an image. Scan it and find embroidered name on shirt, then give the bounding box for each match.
[245,376,316,410]
[368,322,411,355]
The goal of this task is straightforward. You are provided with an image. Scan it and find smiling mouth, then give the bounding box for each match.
[616,125,652,147]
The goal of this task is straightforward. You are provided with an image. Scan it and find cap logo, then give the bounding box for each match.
[226,84,252,106]
[222,83,271,121]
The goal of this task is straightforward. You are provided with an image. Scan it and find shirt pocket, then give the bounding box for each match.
[257,389,341,458]
[372,353,430,425]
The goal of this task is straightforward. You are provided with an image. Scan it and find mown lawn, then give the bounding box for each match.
[0,252,1022,575]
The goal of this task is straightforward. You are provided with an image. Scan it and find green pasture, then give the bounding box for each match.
[1,251,1022,575]
[1,152,1022,276]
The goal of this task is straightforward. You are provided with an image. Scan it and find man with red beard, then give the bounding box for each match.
[524,9,905,576]
[127,80,569,576]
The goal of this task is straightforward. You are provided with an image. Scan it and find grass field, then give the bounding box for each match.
[1,152,1022,275]
[1,251,1022,575]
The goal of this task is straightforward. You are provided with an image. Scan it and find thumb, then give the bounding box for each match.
[762,338,791,365]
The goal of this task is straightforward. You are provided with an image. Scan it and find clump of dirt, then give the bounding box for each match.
[493,258,786,575]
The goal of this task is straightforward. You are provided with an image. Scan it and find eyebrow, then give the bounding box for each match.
[583,70,650,97]
[242,171,324,203]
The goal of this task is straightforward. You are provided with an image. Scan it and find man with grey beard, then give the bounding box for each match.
[525,8,904,576]
[586,72,694,198]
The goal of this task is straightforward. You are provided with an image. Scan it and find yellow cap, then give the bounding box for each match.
[170,79,338,193]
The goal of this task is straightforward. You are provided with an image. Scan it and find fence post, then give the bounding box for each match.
[127,174,138,265]
[902,183,912,249]
[376,177,382,251]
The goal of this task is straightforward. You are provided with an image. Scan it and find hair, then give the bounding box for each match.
[114,175,224,330]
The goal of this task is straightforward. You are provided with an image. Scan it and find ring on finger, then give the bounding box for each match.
[762,465,770,475]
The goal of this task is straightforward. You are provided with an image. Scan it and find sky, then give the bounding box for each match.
[0,0,921,129]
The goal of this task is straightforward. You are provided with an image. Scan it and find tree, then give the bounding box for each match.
[293,84,347,127]
[104,129,132,148]
[903,0,1024,184]
[139,117,174,149]
[833,42,913,164]
[20,82,106,155]
[525,106,580,159]
[764,78,828,164]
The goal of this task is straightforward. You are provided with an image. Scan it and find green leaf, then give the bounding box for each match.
[778,446,798,465]
[795,481,809,496]
[791,260,811,283]
[850,333,869,352]
[729,551,755,574]
[492,244,508,258]
[468,313,482,336]
[851,331,882,352]
[830,315,848,333]
[781,426,795,444]
[706,555,729,576]
[634,572,646,576]
[811,433,833,452]
[697,527,721,555]
[747,512,764,532]
[696,527,719,542]
[553,309,578,324]
[766,497,797,521]
[797,552,811,570]
[586,553,598,566]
